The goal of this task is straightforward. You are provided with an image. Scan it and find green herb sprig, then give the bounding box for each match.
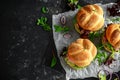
[41,7,48,13]
[77,4,82,9]
[50,50,57,68]
[37,17,51,31]
[54,25,69,32]
[68,0,78,5]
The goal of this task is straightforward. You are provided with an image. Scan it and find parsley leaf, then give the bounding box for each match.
[54,25,69,32]
[37,17,51,31]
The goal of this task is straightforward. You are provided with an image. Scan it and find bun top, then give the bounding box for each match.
[67,38,97,67]
[76,4,104,31]
[106,24,120,50]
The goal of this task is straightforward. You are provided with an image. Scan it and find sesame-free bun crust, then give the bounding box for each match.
[76,4,104,31]
[67,38,97,67]
[106,24,120,50]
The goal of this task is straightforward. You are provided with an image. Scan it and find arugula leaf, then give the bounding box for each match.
[41,7,48,13]
[54,25,69,32]
[50,56,57,67]
[37,17,51,31]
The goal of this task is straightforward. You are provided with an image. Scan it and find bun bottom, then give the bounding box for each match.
[65,58,85,70]
[102,33,116,52]
[74,23,81,34]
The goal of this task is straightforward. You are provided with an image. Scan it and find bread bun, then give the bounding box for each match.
[76,4,104,31]
[106,24,120,51]
[66,38,97,68]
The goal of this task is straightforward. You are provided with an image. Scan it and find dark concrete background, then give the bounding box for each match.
[0,0,119,80]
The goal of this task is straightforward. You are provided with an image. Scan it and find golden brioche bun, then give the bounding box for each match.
[66,38,97,68]
[106,24,120,51]
[76,4,104,31]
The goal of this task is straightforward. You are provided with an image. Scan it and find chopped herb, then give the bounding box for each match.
[37,17,51,31]
[41,7,48,13]
[54,25,69,32]
[50,56,57,67]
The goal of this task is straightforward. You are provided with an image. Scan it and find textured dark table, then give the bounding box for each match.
[0,0,120,80]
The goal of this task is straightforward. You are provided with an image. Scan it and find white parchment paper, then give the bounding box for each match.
[52,3,120,80]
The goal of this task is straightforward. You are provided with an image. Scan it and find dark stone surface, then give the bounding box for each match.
[0,0,119,80]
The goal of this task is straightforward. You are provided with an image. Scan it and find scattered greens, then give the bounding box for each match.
[104,42,115,52]
[111,17,120,22]
[67,0,82,10]
[54,25,70,32]
[98,73,107,80]
[50,51,57,68]
[41,7,48,13]
[95,51,108,65]
[89,31,102,41]
[77,4,82,9]
[97,43,104,50]
[68,0,78,5]
[51,56,57,67]
[37,17,51,31]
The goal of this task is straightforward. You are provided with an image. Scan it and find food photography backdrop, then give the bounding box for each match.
[0,0,120,80]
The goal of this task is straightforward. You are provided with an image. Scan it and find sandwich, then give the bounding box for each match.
[64,38,97,69]
[74,4,104,38]
[102,23,120,52]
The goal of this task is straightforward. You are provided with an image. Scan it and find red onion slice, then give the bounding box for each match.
[63,33,72,39]
[60,16,66,25]
[112,72,120,80]
[97,69,112,80]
